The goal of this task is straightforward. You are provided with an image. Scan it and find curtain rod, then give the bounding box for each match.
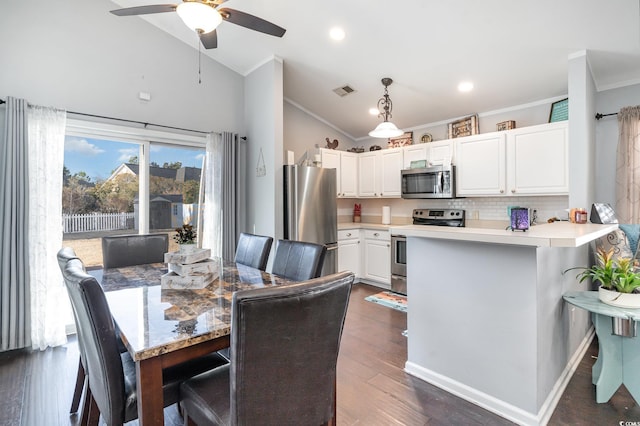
[0,98,209,135]
[595,112,618,120]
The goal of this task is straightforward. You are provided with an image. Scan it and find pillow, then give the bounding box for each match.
[595,229,634,263]
[619,224,640,257]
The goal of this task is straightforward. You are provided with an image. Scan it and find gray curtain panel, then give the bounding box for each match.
[0,97,31,351]
[222,132,246,260]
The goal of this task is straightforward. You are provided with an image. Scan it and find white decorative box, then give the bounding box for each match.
[160,271,217,290]
[169,259,218,277]
[164,248,211,265]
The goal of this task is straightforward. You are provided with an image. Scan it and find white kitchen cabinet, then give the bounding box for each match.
[427,140,455,165]
[456,121,568,197]
[362,229,390,284]
[358,152,378,197]
[379,148,404,197]
[358,149,403,198]
[456,133,506,196]
[507,122,568,195]
[403,145,428,168]
[320,149,358,198]
[338,229,360,277]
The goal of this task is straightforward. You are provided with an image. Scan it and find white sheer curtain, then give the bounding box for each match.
[28,104,67,350]
[199,132,223,257]
[615,106,640,223]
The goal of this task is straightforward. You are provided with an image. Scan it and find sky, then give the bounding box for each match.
[64,136,205,182]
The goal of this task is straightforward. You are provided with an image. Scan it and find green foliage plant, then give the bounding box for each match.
[576,248,640,294]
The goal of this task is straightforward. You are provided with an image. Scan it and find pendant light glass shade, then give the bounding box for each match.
[368,121,404,138]
[369,77,403,138]
[176,2,222,34]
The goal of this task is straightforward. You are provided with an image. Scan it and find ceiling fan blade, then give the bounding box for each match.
[200,30,218,49]
[218,8,286,37]
[110,5,177,16]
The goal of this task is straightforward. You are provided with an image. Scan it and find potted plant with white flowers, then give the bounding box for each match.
[174,224,197,253]
[576,247,640,308]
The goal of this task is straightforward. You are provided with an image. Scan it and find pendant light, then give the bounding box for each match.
[369,77,404,138]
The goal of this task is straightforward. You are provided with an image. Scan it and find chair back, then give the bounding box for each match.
[234,232,273,271]
[271,239,327,281]
[230,271,353,424]
[59,253,126,425]
[102,233,168,269]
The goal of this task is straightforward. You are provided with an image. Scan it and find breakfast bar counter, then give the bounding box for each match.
[388,222,616,426]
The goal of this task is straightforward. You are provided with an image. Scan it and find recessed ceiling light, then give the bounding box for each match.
[329,27,345,41]
[369,108,379,116]
[458,81,474,92]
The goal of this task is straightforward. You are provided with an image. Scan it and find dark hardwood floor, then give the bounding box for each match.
[1,283,639,425]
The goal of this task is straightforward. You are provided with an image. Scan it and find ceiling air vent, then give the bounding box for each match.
[333,85,356,97]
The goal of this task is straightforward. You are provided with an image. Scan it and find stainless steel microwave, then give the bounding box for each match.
[401,165,456,199]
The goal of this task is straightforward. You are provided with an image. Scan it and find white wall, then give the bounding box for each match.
[283,101,355,163]
[244,58,284,241]
[0,0,244,134]
[595,83,640,207]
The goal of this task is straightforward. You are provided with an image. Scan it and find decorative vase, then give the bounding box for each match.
[179,244,197,254]
[598,286,640,309]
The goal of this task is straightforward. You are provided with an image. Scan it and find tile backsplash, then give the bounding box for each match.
[338,195,569,225]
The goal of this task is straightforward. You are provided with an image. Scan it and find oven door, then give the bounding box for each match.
[391,235,407,294]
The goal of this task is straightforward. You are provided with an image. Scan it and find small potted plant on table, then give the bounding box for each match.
[174,224,197,254]
[577,248,640,308]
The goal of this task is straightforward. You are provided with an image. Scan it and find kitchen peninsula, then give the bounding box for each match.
[389,222,617,426]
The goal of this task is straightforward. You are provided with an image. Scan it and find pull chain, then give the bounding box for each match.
[198,38,202,84]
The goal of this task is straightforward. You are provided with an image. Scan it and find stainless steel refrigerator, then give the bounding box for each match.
[283,165,337,276]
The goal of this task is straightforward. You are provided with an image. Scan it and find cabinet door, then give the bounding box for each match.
[379,148,403,197]
[340,152,358,197]
[428,140,455,165]
[363,238,390,283]
[358,152,378,197]
[320,149,341,197]
[507,122,568,195]
[456,133,506,196]
[403,145,428,168]
[338,237,360,277]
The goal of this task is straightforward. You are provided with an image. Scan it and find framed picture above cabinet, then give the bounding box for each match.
[448,114,479,138]
[388,131,413,148]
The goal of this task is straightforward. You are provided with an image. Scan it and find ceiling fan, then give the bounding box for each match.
[110,0,286,49]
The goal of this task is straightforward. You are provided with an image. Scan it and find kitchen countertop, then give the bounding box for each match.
[338,222,397,231]
[389,221,618,248]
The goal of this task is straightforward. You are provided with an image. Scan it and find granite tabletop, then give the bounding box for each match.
[102,260,293,361]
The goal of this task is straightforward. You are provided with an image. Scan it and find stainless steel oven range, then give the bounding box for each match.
[390,209,465,295]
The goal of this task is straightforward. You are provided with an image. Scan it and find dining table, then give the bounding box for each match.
[100,258,294,426]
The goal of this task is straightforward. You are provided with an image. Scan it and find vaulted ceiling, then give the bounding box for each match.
[110,0,640,140]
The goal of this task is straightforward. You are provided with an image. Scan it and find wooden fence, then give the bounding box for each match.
[62,212,135,233]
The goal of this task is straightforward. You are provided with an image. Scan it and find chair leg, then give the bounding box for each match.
[84,390,100,426]
[70,358,85,413]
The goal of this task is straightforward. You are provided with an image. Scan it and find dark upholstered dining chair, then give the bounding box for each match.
[56,247,88,418]
[179,271,354,425]
[270,239,327,281]
[101,233,168,269]
[234,232,273,271]
[58,249,228,426]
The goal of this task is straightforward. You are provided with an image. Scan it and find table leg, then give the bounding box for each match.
[136,356,165,425]
[622,327,640,405]
[591,313,602,385]
[593,313,624,403]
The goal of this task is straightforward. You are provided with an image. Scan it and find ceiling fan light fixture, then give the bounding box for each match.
[369,77,403,138]
[176,2,222,34]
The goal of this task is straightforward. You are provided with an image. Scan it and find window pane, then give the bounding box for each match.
[62,136,141,269]
[149,143,205,252]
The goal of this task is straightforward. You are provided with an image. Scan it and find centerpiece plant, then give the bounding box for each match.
[174,224,197,250]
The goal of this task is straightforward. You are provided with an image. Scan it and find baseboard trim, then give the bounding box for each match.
[404,327,595,426]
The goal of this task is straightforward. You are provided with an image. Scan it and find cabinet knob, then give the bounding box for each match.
[387,244,390,247]
[380,193,383,196]
[374,233,379,237]
[500,189,504,194]
[346,233,351,237]
[511,189,516,193]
